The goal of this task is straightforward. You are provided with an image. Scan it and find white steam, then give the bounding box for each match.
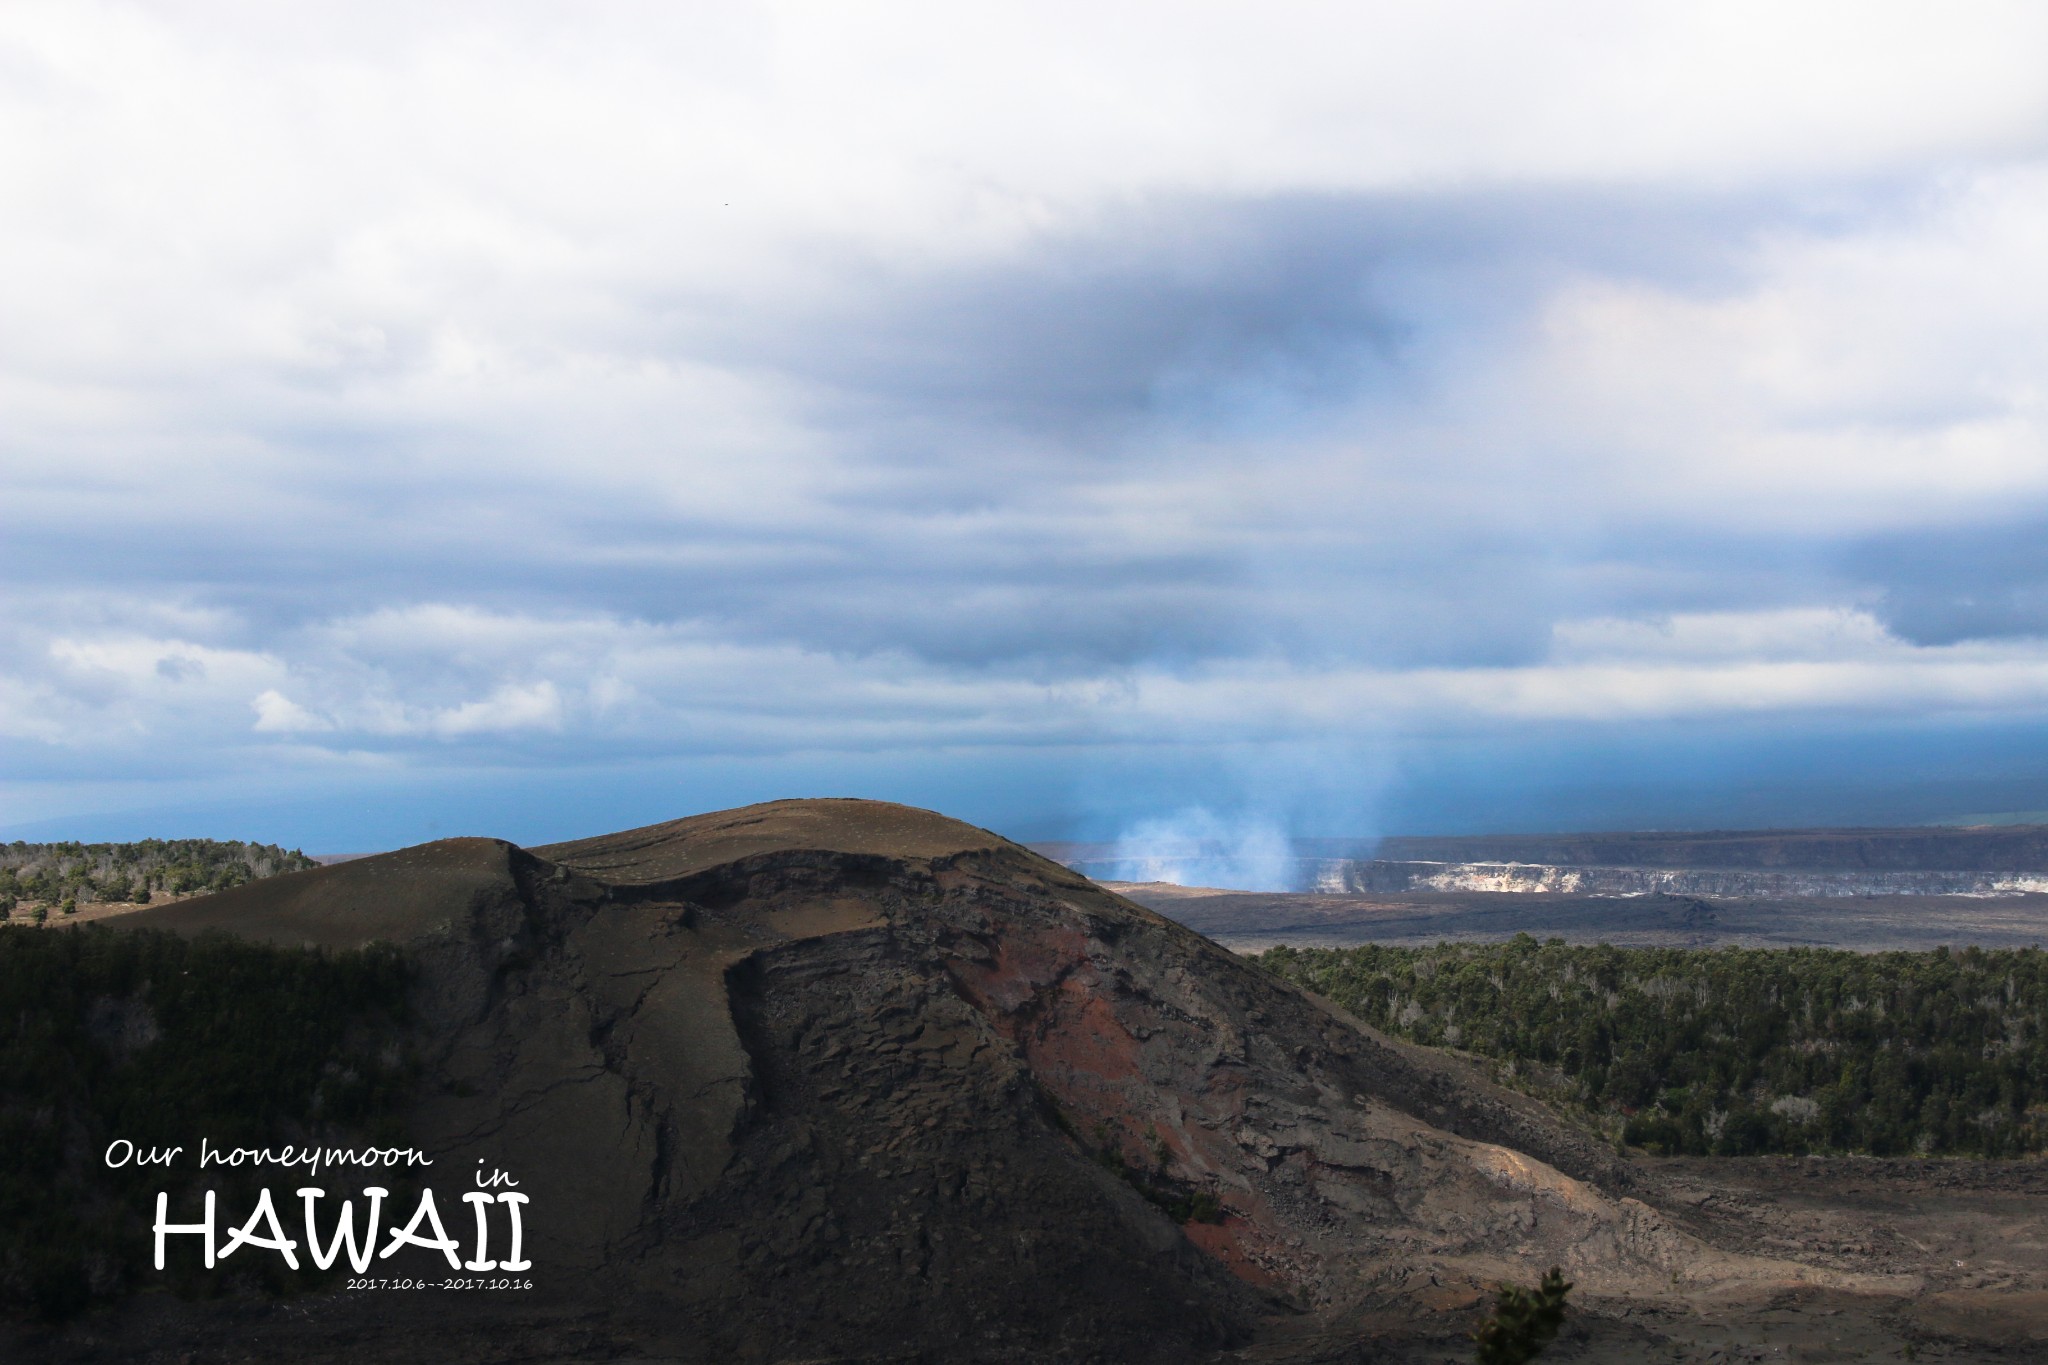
[1107,808,1297,891]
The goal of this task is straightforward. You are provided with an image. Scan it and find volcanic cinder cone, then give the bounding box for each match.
[109,799,1860,1364]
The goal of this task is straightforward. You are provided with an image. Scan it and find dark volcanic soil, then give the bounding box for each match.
[1113,883,2048,953]
[12,800,2048,1364]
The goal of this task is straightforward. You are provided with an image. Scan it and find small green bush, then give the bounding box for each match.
[1472,1266,1571,1365]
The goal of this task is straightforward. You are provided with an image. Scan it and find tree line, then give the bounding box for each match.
[1258,936,2048,1159]
[0,839,318,920]
[0,924,413,1319]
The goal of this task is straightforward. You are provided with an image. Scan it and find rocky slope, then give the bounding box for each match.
[27,799,1899,1363]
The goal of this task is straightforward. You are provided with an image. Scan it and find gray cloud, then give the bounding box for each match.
[4,185,1816,680]
[9,6,2048,840]
[719,185,1839,439]
[1856,520,2048,645]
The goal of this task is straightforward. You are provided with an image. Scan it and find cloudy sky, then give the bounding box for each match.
[8,2,2048,850]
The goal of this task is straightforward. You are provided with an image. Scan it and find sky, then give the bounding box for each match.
[8,2,2048,851]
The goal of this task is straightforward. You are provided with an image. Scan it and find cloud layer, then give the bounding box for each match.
[7,2,2048,843]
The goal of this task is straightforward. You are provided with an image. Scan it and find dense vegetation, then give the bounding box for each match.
[0,839,318,919]
[1259,937,2048,1159]
[0,925,412,1319]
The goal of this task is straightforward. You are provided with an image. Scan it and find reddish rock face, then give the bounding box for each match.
[943,908,1294,1289]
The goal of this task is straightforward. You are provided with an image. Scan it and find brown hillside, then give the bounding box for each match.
[127,836,538,948]
[534,796,1009,881]
[54,799,1895,1363]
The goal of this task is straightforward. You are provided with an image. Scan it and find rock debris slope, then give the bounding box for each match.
[117,799,1853,1363]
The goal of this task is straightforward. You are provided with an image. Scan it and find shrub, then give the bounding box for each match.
[1472,1267,1571,1365]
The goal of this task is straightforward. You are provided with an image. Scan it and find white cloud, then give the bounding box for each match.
[10,602,2048,779]
[1513,163,2048,533]
[8,4,2048,825]
[422,681,563,738]
[250,689,331,733]
[1549,609,1895,664]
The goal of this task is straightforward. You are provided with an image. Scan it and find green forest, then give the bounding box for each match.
[0,925,413,1319]
[1259,936,2048,1160]
[0,839,318,920]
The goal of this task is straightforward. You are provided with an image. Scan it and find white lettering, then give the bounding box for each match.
[460,1192,497,1271]
[378,1189,463,1269]
[218,1188,299,1269]
[154,1190,216,1270]
[497,1191,531,1272]
[299,1186,387,1273]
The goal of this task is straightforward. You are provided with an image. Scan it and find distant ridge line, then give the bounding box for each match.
[1034,823,2048,879]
